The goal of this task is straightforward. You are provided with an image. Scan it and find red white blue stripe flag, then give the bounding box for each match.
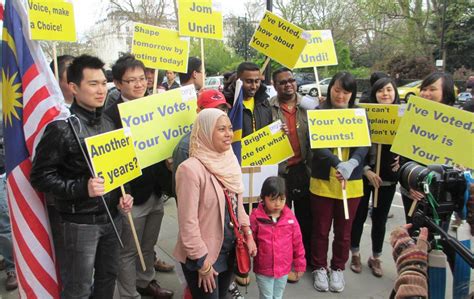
[2,0,69,297]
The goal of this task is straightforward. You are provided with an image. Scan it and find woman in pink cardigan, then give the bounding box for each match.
[174,108,257,298]
[250,176,306,299]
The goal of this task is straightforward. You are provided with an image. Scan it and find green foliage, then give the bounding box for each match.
[189,38,243,75]
[383,55,436,79]
[226,17,259,61]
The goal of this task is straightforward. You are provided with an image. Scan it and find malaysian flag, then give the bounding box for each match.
[229,80,244,163]
[2,0,69,297]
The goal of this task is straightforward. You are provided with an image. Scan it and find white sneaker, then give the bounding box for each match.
[312,268,329,292]
[329,269,345,292]
[228,282,244,299]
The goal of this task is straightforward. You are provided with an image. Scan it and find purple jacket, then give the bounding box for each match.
[250,203,306,278]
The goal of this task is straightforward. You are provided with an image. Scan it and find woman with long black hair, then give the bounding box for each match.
[350,77,401,277]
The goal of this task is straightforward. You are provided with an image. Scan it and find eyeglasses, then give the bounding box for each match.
[121,77,147,85]
[277,78,296,86]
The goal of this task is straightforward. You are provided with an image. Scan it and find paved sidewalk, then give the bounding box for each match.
[0,192,466,298]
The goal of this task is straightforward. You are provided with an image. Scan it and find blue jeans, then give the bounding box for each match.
[0,175,15,273]
[61,215,122,299]
[255,274,288,299]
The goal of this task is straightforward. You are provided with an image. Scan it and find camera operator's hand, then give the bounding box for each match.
[409,188,424,201]
[365,170,382,189]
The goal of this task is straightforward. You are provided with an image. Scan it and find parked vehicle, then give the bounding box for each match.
[457,92,473,105]
[299,77,332,97]
[397,80,422,101]
[398,80,458,101]
[294,73,315,91]
[205,76,224,91]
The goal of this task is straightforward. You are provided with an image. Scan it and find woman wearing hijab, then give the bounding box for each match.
[174,108,257,298]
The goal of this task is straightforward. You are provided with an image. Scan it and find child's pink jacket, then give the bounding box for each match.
[250,203,306,278]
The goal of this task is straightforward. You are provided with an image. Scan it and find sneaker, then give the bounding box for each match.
[5,271,18,291]
[161,193,171,203]
[312,268,329,292]
[329,269,345,292]
[228,282,244,299]
[350,254,362,273]
[368,257,383,277]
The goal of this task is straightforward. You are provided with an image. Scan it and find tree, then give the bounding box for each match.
[189,39,242,75]
[108,0,178,28]
[384,55,436,79]
[225,16,258,62]
[429,0,474,72]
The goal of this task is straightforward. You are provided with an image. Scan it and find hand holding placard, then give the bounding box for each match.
[241,120,294,167]
[308,109,371,219]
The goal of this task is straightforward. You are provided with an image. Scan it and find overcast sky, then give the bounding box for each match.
[73,0,248,39]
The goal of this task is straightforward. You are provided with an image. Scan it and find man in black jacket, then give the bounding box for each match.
[105,54,174,299]
[30,55,133,298]
[234,62,272,137]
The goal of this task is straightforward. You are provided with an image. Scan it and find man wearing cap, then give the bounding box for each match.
[171,89,230,193]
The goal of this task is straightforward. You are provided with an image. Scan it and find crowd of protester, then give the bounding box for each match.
[0,50,472,299]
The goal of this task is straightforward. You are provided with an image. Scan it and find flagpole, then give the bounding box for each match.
[153,69,159,94]
[200,38,206,84]
[52,42,59,81]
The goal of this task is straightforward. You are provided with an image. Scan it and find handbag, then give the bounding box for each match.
[223,190,251,276]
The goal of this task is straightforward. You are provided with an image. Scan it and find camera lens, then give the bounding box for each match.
[399,162,431,191]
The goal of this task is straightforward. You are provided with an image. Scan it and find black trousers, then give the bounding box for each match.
[351,180,396,255]
[181,256,235,299]
[283,163,312,263]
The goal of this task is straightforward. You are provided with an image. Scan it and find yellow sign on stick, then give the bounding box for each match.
[249,11,309,69]
[242,120,294,167]
[118,85,197,168]
[359,104,403,144]
[391,96,474,168]
[178,0,223,40]
[132,23,190,72]
[85,129,142,193]
[294,30,338,68]
[28,0,76,42]
[308,109,371,148]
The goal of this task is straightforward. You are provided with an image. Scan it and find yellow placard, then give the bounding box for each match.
[28,0,76,42]
[178,0,223,40]
[391,96,474,168]
[249,11,308,69]
[85,129,142,193]
[241,121,294,167]
[132,23,189,72]
[118,85,197,168]
[359,104,403,144]
[294,30,338,68]
[308,109,371,148]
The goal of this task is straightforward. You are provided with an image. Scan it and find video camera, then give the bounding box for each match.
[398,162,473,267]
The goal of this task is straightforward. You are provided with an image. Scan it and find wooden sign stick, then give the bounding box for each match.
[120,185,146,271]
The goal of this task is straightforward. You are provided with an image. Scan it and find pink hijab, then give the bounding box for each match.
[189,108,244,194]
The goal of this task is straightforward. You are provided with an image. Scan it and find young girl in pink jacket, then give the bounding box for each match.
[250,176,306,299]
